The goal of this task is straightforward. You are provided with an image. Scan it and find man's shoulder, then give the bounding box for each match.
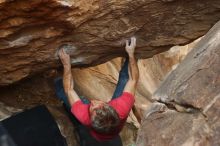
[121,92,134,98]
[71,100,91,126]
[108,92,135,108]
[111,92,134,102]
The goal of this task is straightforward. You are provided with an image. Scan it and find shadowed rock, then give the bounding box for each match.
[0,102,78,146]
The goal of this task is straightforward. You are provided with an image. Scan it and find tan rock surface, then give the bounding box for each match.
[137,20,220,146]
[137,38,199,101]
[0,0,220,85]
[0,39,194,145]
[137,103,211,146]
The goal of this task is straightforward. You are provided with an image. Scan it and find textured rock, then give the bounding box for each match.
[137,20,220,146]
[137,39,198,101]
[0,102,22,121]
[47,106,78,146]
[0,40,194,146]
[136,103,211,146]
[0,0,220,85]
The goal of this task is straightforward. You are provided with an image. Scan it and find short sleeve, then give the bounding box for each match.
[71,100,91,126]
[109,92,135,119]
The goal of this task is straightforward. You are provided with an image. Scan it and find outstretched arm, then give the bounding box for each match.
[123,37,139,95]
[58,48,80,106]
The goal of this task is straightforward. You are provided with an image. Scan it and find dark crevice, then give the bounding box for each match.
[155,99,209,121]
[156,100,176,111]
[156,99,202,114]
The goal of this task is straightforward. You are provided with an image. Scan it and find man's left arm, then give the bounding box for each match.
[114,37,139,119]
[123,37,139,95]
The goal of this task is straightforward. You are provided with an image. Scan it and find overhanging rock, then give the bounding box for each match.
[0,0,220,85]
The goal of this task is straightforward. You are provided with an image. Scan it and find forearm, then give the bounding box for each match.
[123,37,139,95]
[63,65,72,93]
[123,54,139,95]
[63,65,80,105]
[128,54,139,83]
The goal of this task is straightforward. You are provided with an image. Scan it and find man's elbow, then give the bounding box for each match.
[130,74,139,83]
[128,79,138,86]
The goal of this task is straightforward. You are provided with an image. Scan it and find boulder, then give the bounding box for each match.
[137,20,220,146]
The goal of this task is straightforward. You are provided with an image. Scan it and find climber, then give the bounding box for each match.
[55,37,139,144]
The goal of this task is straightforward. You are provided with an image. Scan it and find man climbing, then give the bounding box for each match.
[55,37,139,145]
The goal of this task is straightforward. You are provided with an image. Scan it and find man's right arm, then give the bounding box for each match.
[123,37,139,95]
[59,48,80,106]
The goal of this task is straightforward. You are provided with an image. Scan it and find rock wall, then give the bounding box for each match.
[0,0,220,85]
[136,38,199,101]
[136,20,220,146]
[0,38,195,146]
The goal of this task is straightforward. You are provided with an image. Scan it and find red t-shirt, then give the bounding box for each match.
[71,92,135,141]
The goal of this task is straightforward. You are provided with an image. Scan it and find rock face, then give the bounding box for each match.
[0,0,220,86]
[0,39,194,146]
[136,20,220,146]
[0,102,22,120]
[136,39,198,101]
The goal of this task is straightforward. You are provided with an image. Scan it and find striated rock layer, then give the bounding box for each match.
[137,20,220,146]
[0,0,220,85]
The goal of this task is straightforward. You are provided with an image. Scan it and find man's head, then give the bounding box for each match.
[90,100,120,134]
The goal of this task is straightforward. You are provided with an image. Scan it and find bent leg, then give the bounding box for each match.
[54,77,71,108]
[112,58,129,100]
[54,77,90,109]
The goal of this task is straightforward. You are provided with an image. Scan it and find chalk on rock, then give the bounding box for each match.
[55,44,77,59]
